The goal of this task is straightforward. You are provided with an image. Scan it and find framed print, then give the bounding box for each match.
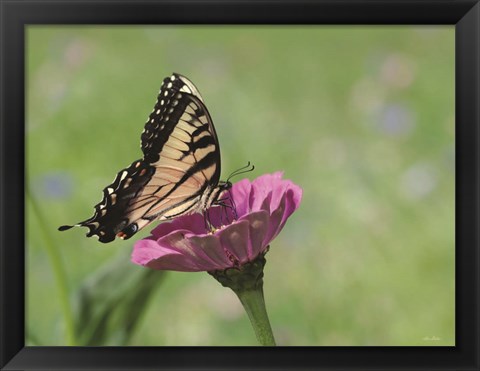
[1,1,479,370]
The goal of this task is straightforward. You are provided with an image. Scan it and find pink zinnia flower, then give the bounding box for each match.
[131,172,302,272]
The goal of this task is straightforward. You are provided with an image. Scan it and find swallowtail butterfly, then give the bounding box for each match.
[59,73,230,243]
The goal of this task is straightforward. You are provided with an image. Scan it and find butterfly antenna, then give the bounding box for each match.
[226,161,255,183]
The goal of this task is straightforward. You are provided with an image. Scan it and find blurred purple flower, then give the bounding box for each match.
[131,172,302,272]
[32,171,73,199]
[377,103,415,137]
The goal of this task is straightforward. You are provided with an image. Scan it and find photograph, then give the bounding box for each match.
[26,25,455,347]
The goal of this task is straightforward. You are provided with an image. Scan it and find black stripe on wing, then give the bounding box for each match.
[141,73,209,164]
[141,150,219,220]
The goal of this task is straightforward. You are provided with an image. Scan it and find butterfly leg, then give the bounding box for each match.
[215,190,238,221]
[203,208,217,233]
[203,210,210,232]
[218,201,229,226]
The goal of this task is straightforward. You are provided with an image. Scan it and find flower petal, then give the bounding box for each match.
[264,187,302,245]
[250,179,273,213]
[160,230,231,271]
[230,178,252,217]
[239,210,270,259]
[217,220,251,266]
[187,233,233,270]
[271,181,303,218]
[150,213,206,239]
[131,238,202,272]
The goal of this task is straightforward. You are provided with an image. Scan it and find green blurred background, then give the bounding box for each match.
[26,26,454,346]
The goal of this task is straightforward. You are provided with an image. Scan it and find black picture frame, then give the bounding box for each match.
[1,1,479,370]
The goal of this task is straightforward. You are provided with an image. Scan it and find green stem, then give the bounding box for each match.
[27,189,76,345]
[209,254,276,345]
[233,286,276,346]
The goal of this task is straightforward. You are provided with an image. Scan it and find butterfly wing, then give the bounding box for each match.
[59,160,155,243]
[139,74,221,215]
[59,73,221,243]
[141,73,219,163]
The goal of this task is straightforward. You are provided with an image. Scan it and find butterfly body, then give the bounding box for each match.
[59,73,228,243]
